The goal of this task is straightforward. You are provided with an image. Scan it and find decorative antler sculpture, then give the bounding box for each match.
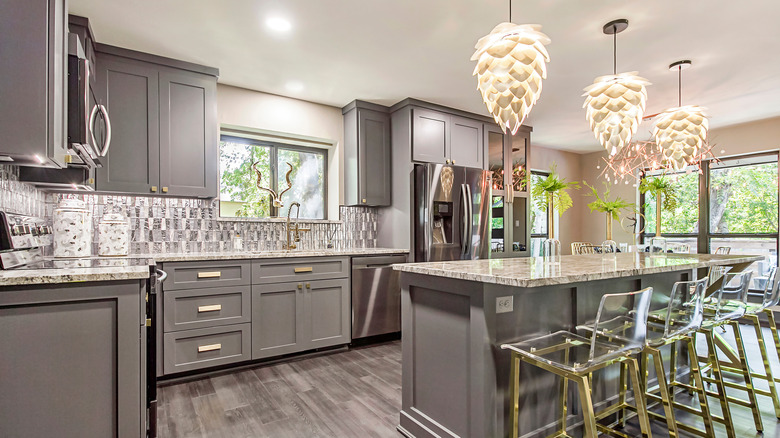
[252,161,294,208]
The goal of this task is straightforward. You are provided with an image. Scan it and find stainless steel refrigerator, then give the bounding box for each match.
[412,163,491,262]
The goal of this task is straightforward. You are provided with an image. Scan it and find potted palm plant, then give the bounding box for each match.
[532,164,580,244]
[639,175,678,237]
[584,182,634,241]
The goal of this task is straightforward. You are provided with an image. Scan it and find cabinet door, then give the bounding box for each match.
[252,282,304,359]
[95,54,160,194]
[412,108,449,164]
[358,108,391,206]
[305,278,351,349]
[449,116,483,169]
[159,71,217,197]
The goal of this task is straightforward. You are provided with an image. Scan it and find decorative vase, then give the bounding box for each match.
[655,192,662,238]
[52,198,92,258]
[605,213,613,241]
[98,213,130,256]
[543,197,561,258]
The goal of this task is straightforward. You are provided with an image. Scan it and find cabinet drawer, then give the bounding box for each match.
[163,323,250,374]
[163,260,250,290]
[163,286,250,332]
[252,257,349,284]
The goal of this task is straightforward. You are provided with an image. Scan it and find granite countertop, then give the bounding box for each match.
[393,253,765,288]
[146,247,409,262]
[0,248,409,287]
[0,265,151,287]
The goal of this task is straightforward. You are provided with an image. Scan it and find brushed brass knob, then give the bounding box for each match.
[151,186,157,192]
[162,186,168,193]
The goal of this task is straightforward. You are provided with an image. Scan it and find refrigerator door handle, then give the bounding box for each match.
[460,184,473,258]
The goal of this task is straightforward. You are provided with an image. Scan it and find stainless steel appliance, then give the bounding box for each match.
[0,211,51,269]
[412,163,491,262]
[351,254,408,339]
[67,33,110,168]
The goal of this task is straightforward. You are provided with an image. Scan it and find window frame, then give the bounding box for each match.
[219,134,329,219]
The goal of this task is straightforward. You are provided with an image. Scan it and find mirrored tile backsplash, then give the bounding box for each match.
[0,166,46,217]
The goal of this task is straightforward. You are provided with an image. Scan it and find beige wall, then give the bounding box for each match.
[529,145,584,254]
[708,116,780,157]
[216,84,344,219]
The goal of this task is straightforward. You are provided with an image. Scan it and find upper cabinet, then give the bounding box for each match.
[393,99,486,169]
[0,0,68,167]
[94,44,218,198]
[343,100,391,206]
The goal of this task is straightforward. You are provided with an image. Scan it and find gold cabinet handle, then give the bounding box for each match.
[362,199,367,203]
[297,283,303,289]
[306,282,311,289]
[294,267,313,273]
[151,186,158,192]
[197,304,222,313]
[198,343,221,353]
[197,271,222,278]
[162,186,169,193]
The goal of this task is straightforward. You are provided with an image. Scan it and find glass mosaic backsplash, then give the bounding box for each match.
[45,193,378,254]
[0,165,47,217]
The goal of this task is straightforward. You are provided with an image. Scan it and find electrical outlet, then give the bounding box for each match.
[496,296,513,314]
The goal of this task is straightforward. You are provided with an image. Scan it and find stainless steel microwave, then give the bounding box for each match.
[67,33,110,167]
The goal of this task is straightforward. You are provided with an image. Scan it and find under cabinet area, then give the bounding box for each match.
[158,256,351,376]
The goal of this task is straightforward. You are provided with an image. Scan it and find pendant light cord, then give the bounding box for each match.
[678,66,682,107]
[509,0,512,22]
[613,25,617,75]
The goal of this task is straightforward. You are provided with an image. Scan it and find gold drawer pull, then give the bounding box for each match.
[198,343,222,353]
[197,271,222,278]
[294,267,313,273]
[198,304,222,313]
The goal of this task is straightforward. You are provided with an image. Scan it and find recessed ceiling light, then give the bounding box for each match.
[285,81,304,93]
[266,17,292,33]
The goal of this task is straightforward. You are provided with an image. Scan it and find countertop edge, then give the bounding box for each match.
[0,268,151,287]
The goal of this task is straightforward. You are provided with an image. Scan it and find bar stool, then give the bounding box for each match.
[641,277,714,438]
[697,270,762,436]
[501,287,654,438]
[719,266,780,418]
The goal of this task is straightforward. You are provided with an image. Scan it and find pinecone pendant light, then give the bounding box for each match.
[472,2,551,135]
[583,19,650,156]
[652,60,709,170]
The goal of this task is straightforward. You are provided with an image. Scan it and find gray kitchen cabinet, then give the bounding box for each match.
[252,278,350,359]
[0,0,68,167]
[95,53,161,194]
[0,280,146,438]
[163,323,251,374]
[95,44,218,197]
[450,115,484,169]
[342,100,392,206]
[412,108,450,164]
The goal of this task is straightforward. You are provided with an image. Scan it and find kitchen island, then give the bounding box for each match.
[393,253,763,438]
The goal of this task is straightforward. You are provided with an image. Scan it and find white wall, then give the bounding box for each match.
[216,84,344,219]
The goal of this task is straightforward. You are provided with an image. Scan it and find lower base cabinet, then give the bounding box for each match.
[163,323,251,374]
[0,281,146,438]
[252,278,350,359]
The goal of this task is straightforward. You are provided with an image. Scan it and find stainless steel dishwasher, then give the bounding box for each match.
[351,254,408,339]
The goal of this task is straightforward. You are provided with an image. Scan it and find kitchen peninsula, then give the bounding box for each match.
[394,252,763,438]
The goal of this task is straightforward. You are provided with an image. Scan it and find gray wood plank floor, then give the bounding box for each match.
[157,329,780,437]
[157,341,403,438]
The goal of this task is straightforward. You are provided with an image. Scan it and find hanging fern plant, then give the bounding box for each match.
[532,164,580,214]
[639,176,678,212]
[584,182,634,219]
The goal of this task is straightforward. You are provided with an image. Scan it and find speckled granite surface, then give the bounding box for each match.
[0,266,151,287]
[0,248,409,286]
[393,253,765,288]
[148,248,408,262]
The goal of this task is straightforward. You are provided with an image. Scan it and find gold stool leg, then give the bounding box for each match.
[509,353,520,438]
[575,374,599,438]
[559,349,570,434]
[685,336,716,437]
[627,357,653,438]
[730,321,764,432]
[748,313,780,418]
[616,362,627,427]
[765,309,780,384]
[669,340,678,405]
[704,328,737,438]
[648,346,679,437]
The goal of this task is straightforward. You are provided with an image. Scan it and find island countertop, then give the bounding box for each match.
[393,253,764,288]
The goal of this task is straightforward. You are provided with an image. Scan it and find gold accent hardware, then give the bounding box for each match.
[297,283,302,289]
[162,186,168,193]
[452,160,456,165]
[197,304,222,313]
[64,155,73,163]
[362,199,367,203]
[151,186,158,192]
[145,318,151,327]
[88,178,95,184]
[306,282,311,289]
[197,271,222,278]
[198,343,221,353]
[294,267,313,273]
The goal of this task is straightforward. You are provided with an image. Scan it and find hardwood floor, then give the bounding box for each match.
[157,341,402,438]
[157,327,780,438]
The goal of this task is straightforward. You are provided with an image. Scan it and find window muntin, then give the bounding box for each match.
[219,135,327,219]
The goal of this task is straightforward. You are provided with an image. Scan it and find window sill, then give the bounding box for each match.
[216,217,342,224]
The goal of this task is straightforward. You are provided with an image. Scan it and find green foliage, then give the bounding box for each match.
[583,181,634,220]
[639,176,678,212]
[531,164,580,215]
[220,142,272,217]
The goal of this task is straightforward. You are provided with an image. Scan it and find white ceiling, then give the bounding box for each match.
[70,0,780,153]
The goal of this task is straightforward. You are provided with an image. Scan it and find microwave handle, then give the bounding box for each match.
[89,104,112,157]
